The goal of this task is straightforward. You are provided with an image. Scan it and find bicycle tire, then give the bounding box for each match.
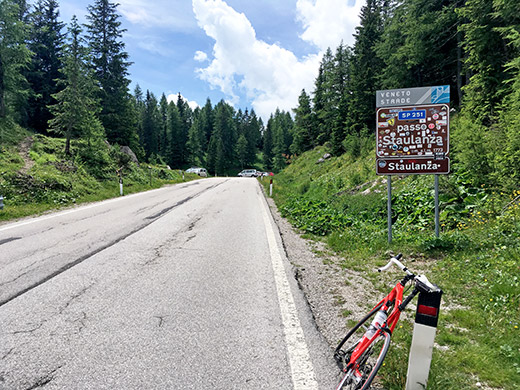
[334,303,392,390]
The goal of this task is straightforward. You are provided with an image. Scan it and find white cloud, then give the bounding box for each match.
[194,50,208,62]
[118,0,197,30]
[167,93,200,111]
[296,0,364,50]
[192,0,320,121]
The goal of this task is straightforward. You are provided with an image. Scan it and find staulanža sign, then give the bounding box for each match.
[375,86,450,175]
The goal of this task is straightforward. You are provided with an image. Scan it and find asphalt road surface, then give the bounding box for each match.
[0,178,337,389]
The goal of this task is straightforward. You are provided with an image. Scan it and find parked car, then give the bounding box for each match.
[238,169,258,177]
[186,167,208,177]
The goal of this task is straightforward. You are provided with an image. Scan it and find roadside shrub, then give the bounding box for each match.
[281,196,353,235]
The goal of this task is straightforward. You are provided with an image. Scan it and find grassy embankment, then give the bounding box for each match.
[261,144,519,390]
[0,130,201,223]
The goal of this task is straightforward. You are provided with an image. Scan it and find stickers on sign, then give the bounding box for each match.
[428,123,435,129]
[378,160,387,168]
[433,113,439,120]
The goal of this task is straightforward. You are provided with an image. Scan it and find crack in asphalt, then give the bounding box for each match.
[0,237,21,246]
[11,323,43,335]
[1,347,14,360]
[23,365,62,390]
[0,181,227,308]
[58,285,93,315]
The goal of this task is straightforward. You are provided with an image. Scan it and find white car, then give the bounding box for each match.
[238,169,258,177]
[186,167,208,177]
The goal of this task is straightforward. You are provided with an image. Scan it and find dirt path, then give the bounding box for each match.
[19,136,35,174]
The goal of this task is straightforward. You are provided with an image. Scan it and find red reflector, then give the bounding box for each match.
[418,305,438,317]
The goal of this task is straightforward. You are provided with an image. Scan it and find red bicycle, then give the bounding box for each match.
[333,254,440,390]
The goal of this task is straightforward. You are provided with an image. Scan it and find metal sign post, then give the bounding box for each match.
[387,176,392,243]
[435,175,440,237]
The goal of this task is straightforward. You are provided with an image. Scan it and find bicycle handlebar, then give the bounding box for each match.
[378,254,440,292]
[378,253,413,275]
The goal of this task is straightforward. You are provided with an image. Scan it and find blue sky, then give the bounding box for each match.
[53,0,364,121]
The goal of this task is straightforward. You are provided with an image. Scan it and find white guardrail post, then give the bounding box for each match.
[406,288,443,390]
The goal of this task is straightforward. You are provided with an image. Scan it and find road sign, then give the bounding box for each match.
[376,158,450,175]
[376,104,449,159]
[376,85,450,108]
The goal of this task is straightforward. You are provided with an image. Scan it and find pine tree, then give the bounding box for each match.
[186,115,205,167]
[86,0,137,148]
[347,0,385,135]
[270,109,293,172]
[48,15,104,155]
[133,84,145,145]
[142,90,161,160]
[313,48,336,144]
[329,43,352,155]
[0,0,31,122]
[213,99,237,171]
[291,89,314,155]
[175,93,192,165]
[262,117,274,170]
[167,101,182,167]
[26,0,65,133]
[377,1,462,105]
[235,133,248,168]
[200,97,214,147]
[158,93,168,157]
[459,0,513,122]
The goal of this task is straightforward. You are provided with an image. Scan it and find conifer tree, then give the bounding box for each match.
[262,117,274,171]
[86,0,137,148]
[0,0,31,122]
[159,93,169,157]
[133,84,145,144]
[48,16,104,155]
[313,48,336,144]
[330,43,352,156]
[26,0,65,133]
[167,100,182,167]
[142,90,160,160]
[200,97,214,147]
[186,115,205,167]
[213,99,236,171]
[347,0,385,135]
[291,89,314,155]
[459,0,512,122]
[235,133,248,168]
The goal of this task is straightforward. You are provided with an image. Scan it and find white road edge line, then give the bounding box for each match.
[259,194,319,390]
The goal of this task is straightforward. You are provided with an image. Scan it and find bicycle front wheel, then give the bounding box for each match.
[335,312,391,389]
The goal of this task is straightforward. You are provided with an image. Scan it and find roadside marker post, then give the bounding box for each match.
[270,178,273,197]
[0,195,4,210]
[406,288,443,390]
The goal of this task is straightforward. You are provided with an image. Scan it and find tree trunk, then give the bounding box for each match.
[0,56,6,118]
[457,30,463,107]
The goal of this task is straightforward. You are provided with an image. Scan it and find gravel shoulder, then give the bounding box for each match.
[264,193,375,349]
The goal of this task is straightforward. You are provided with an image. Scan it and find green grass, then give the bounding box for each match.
[0,133,201,223]
[262,144,520,390]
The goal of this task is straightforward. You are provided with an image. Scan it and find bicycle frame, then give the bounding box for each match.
[345,280,419,376]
